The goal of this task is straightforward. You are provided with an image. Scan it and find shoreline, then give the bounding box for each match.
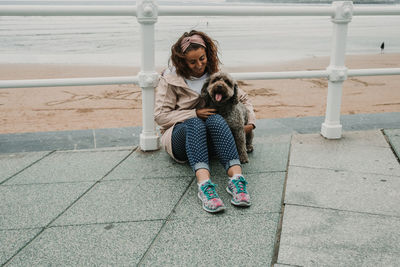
[1,53,399,134]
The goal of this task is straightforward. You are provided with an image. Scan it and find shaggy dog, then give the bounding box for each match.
[201,71,254,163]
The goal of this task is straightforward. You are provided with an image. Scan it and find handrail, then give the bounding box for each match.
[0,5,138,16]
[0,76,139,89]
[348,68,400,77]
[232,70,329,81]
[1,4,400,17]
[353,6,400,15]
[158,6,334,16]
[2,68,400,89]
[0,5,334,16]
[0,70,328,89]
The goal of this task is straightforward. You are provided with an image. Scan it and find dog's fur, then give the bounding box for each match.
[201,71,254,163]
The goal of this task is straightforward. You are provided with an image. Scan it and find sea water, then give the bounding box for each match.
[0,1,399,67]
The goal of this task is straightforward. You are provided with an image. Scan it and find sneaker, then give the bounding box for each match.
[198,180,225,213]
[226,176,251,206]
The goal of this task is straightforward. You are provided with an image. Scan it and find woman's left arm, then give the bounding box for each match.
[237,87,256,131]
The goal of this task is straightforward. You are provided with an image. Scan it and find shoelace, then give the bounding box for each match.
[232,176,248,194]
[201,182,218,200]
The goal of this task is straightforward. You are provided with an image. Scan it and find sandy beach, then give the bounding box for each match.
[0,53,399,134]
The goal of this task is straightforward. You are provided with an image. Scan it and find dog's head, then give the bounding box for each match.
[201,71,239,106]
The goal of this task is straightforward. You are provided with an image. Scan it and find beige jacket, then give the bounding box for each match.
[154,69,256,162]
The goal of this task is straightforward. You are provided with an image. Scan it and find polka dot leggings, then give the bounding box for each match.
[172,114,241,173]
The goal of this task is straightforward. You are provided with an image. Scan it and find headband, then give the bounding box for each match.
[180,34,206,53]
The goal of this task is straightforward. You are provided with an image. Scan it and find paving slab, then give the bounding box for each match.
[273,116,324,134]
[0,151,50,184]
[384,129,400,159]
[0,228,42,265]
[340,112,400,132]
[255,118,294,136]
[209,136,291,176]
[6,221,163,266]
[292,129,389,148]
[0,129,94,153]
[244,142,290,173]
[52,177,192,226]
[104,149,193,181]
[277,205,400,266]
[172,171,286,219]
[253,133,292,145]
[0,182,93,229]
[270,112,400,134]
[285,166,400,216]
[141,213,280,266]
[4,149,133,185]
[93,127,141,148]
[273,264,301,267]
[290,130,400,176]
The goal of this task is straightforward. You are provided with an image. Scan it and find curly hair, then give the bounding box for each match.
[170,30,221,79]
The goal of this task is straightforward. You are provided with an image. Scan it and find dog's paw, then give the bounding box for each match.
[239,154,249,164]
[246,145,254,153]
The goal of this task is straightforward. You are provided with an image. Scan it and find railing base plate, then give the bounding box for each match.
[140,133,160,151]
[321,122,342,139]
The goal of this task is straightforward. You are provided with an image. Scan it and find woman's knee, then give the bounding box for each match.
[185,117,206,130]
[205,114,226,127]
[186,117,204,125]
[172,123,186,139]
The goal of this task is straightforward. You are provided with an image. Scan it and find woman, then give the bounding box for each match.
[154,30,256,213]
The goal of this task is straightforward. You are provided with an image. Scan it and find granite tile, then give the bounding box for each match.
[5,149,132,185]
[0,182,93,229]
[142,213,280,266]
[278,205,400,266]
[0,228,42,265]
[0,151,49,183]
[52,177,192,226]
[285,166,400,216]
[7,221,163,266]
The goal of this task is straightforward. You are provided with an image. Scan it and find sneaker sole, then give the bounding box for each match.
[197,193,226,213]
[226,187,251,207]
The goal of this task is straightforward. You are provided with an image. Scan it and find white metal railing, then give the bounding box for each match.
[0,77,139,89]
[1,1,400,151]
[2,4,400,16]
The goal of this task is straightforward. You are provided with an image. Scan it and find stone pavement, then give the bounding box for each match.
[1,113,399,266]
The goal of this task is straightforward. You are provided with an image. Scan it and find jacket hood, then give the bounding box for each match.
[161,67,188,88]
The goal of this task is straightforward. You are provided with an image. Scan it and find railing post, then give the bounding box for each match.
[137,0,160,151]
[321,1,353,139]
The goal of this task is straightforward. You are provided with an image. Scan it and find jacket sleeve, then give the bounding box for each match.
[237,87,257,128]
[154,77,197,130]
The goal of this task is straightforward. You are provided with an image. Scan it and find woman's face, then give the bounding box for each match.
[184,47,208,78]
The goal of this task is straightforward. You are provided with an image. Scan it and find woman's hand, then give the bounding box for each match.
[244,124,255,134]
[196,108,217,120]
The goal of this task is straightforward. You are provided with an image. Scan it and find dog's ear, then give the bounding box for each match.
[200,79,209,98]
[201,79,212,106]
[231,82,239,105]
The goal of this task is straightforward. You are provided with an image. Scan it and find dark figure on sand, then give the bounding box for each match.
[380,42,385,54]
